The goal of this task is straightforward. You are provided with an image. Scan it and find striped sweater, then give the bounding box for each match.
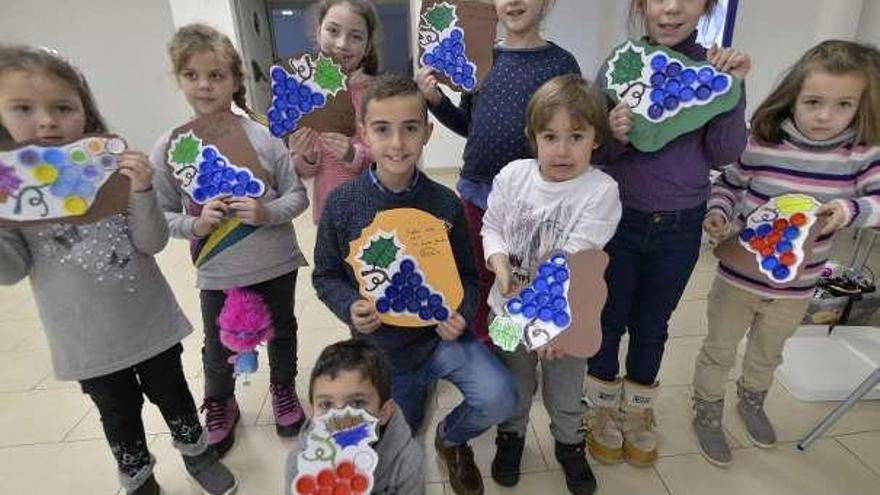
[708,128,880,299]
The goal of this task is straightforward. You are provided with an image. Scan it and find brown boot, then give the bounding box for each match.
[620,379,658,467]
[435,422,483,495]
[582,375,624,464]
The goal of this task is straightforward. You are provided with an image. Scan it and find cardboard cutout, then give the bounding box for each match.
[345,208,463,327]
[292,407,379,495]
[714,194,826,285]
[601,39,742,152]
[164,113,270,267]
[0,135,129,226]
[418,0,498,92]
[489,250,608,358]
[268,53,355,138]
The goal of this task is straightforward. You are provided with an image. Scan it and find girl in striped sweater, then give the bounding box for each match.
[691,39,880,467]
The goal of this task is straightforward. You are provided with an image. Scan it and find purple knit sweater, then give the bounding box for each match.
[595,31,748,213]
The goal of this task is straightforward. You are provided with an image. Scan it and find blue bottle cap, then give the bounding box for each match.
[550,282,564,296]
[391,299,406,312]
[666,61,683,77]
[522,304,538,319]
[551,254,567,266]
[539,262,555,277]
[232,184,246,196]
[441,37,453,49]
[407,299,421,313]
[299,100,313,113]
[648,104,665,120]
[554,267,569,282]
[311,92,325,106]
[776,240,793,253]
[422,53,434,66]
[286,78,299,91]
[272,98,287,111]
[246,180,262,195]
[651,53,668,72]
[204,184,219,197]
[428,293,443,307]
[419,307,433,321]
[538,307,554,322]
[433,306,449,321]
[283,119,296,132]
[739,228,756,242]
[18,148,40,166]
[698,67,715,84]
[42,148,65,165]
[761,256,779,271]
[650,71,667,87]
[235,170,250,183]
[407,273,423,287]
[391,272,404,286]
[679,86,695,102]
[453,42,465,55]
[696,84,712,100]
[506,298,523,315]
[463,77,476,90]
[267,109,282,123]
[399,287,414,301]
[663,95,680,111]
[270,123,284,137]
[520,287,536,302]
[272,83,286,96]
[298,85,311,98]
[783,226,800,240]
[451,27,464,40]
[664,79,682,94]
[209,170,223,185]
[680,68,697,85]
[553,312,571,327]
[452,73,464,85]
[772,265,791,280]
[385,285,399,299]
[399,259,415,273]
[650,88,666,104]
[50,182,71,198]
[271,66,287,82]
[286,91,300,105]
[536,293,551,306]
[221,168,236,181]
[193,187,207,202]
[287,107,300,121]
[552,296,567,310]
[462,64,474,77]
[533,277,549,293]
[219,181,232,194]
[376,298,390,313]
[416,286,430,300]
[756,223,773,236]
[712,75,729,92]
[202,148,218,161]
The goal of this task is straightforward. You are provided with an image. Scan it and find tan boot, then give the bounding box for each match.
[621,380,658,467]
[582,375,624,464]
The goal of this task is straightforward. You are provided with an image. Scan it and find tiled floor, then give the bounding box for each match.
[1,170,879,495]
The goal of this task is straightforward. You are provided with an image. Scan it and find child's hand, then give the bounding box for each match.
[226,197,270,226]
[609,100,633,144]
[436,312,466,341]
[817,201,848,234]
[350,299,381,334]
[289,128,319,173]
[117,151,154,193]
[535,338,564,361]
[487,253,518,297]
[703,211,730,240]
[415,67,442,106]
[321,133,355,163]
[707,45,752,80]
[192,199,228,237]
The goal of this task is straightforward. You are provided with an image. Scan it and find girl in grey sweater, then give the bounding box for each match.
[0,45,235,495]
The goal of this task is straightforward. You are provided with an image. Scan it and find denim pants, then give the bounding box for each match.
[587,204,705,385]
[391,333,518,445]
[200,271,298,400]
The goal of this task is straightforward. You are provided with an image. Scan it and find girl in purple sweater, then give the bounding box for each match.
[583,0,751,467]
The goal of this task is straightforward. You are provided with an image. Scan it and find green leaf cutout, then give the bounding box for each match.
[313,54,346,96]
[169,133,201,165]
[610,48,644,86]
[360,235,399,269]
[423,2,455,32]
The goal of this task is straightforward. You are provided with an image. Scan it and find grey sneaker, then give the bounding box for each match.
[183,447,237,495]
[736,380,776,448]
[692,398,732,467]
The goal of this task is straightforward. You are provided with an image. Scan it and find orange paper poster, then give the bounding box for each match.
[345,208,464,327]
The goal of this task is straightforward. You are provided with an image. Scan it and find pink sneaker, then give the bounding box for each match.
[270,383,305,437]
[200,397,239,458]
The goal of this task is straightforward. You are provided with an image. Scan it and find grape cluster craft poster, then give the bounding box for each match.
[714,194,825,286]
[268,53,355,138]
[600,39,742,152]
[291,407,378,495]
[489,250,607,358]
[164,113,270,267]
[345,208,463,327]
[0,135,130,226]
[418,0,498,92]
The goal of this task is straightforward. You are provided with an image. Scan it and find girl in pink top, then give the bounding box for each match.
[289,0,381,223]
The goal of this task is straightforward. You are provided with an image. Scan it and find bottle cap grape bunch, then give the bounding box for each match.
[166,131,265,204]
[419,2,478,91]
[268,54,347,138]
[293,461,370,495]
[375,257,452,322]
[505,253,572,331]
[644,52,730,121]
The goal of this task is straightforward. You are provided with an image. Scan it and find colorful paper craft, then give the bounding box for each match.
[715,194,826,286]
[345,208,463,327]
[268,53,355,138]
[218,287,274,384]
[418,0,498,92]
[0,135,129,226]
[600,39,742,152]
[489,250,608,358]
[292,407,378,495]
[165,113,270,267]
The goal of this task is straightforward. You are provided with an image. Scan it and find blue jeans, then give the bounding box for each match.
[392,334,518,445]
[587,204,705,385]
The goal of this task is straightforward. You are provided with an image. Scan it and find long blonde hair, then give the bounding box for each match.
[167,23,263,122]
[751,40,880,146]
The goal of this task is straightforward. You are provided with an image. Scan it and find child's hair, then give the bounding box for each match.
[751,40,880,146]
[524,74,611,152]
[628,0,719,32]
[0,44,107,143]
[360,73,427,121]
[167,23,262,122]
[308,339,392,404]
[312,0,383,75]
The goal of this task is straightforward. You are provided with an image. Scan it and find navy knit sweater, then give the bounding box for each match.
[312,169,479,371]
[430,41,581,185]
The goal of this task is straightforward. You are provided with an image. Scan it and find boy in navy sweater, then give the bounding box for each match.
[312,73,517,495]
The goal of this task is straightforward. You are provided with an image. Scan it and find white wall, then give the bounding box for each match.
[0,0,190,152]
[167,0,240,46]
[859,0,880,47]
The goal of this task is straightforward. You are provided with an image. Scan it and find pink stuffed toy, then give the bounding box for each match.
[218,287,274,382]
